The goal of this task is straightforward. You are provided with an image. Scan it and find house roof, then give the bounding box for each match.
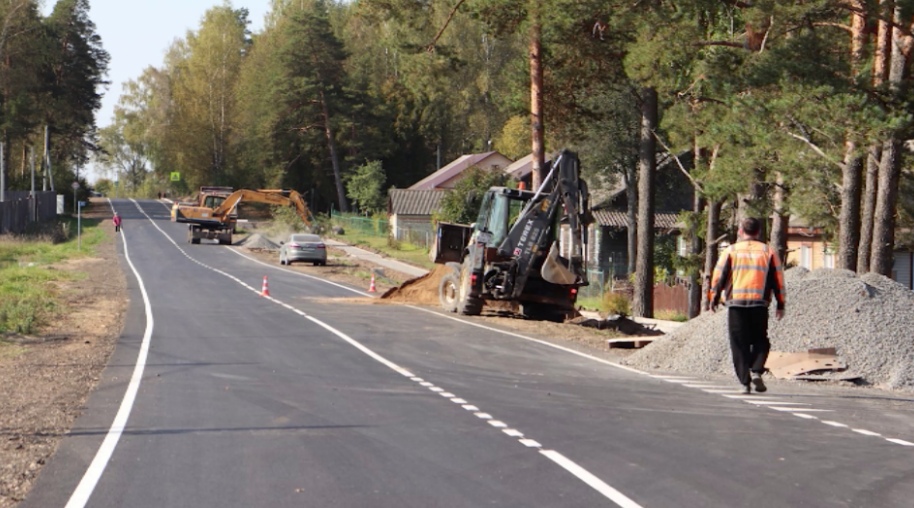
[592,209,682,229]
[504,154,534,179]
[388,189,447,216]
[408,151,508,190]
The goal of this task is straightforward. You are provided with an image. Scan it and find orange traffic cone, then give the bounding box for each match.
[261,276,270,297]
[368,273,377,293]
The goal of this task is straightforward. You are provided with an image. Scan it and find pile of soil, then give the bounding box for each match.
[380,265,450,306]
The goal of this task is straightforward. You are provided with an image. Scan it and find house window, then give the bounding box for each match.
[800,245,812,269]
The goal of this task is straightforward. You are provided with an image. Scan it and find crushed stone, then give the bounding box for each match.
[624,268,914,391]
[237,233,281,250]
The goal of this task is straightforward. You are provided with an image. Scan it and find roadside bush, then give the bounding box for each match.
[655,309,688,322]
[602,291,631,317]
[0,266,59,334]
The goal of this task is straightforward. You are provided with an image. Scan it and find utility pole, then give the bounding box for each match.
[0,142,5,203]
[44,125,55,191]
[29,147,36,221]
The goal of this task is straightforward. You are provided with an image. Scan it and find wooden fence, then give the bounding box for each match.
[653,282,690,314]
[0,191,59,234]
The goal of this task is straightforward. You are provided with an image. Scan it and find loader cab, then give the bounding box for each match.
[475,187,534,247]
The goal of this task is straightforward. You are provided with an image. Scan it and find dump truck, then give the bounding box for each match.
[433,149,590,322]
[174,188,312,245]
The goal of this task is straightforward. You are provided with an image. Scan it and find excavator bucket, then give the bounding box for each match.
[541,243,578,285]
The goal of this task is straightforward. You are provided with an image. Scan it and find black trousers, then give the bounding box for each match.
[727,306,770,386]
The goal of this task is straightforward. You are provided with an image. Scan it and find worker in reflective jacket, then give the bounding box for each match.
[709,217,786,394]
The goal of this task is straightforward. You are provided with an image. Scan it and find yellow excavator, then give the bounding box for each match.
[174,187,312,245]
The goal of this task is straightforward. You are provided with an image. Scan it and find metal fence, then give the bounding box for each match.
[331,212,436,249]
[0,191,59,234]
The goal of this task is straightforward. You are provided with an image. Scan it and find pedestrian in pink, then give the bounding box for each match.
[113,212,122,233]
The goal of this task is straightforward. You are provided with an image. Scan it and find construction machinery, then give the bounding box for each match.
[433,149,590,322]
[174,188,312,245]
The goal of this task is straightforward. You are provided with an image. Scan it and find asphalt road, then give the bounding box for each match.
[22,199,914,508]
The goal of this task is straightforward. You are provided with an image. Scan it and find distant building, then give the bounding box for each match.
[408,151,512,190]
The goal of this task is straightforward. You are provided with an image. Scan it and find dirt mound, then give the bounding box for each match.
[237,233,280,250]
[381,265,451,305]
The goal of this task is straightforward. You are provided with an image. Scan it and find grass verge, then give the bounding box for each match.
[0,217,105,335]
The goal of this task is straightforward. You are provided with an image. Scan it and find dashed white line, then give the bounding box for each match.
[771,407,833,412]
[474,412,493,420]
[503,429,524,438]
[822,421,850,428]
[852,429,882,437]
[793,414,819,420]
[488,420,508,428]
[519,439,542,448]
[886,439,914,447]
[462,405,479,411]
[540,450,644,508]
[439,392,456,398]
[450,398,467,404]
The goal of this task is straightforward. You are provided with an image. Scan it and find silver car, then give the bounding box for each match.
[279,233,327,266]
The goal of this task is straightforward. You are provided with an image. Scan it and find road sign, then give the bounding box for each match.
[78,201,86,208]
[170,172,181,182]
[71,181,80,190]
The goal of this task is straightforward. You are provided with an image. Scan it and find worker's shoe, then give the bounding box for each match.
[742,383,751,394]
[751,372,767,393]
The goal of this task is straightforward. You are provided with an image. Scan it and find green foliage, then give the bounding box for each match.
[346,160,387,214]
[654,309,688,322]
[436,167,510,224]
[601,291,631,317]
[271,205,311,233]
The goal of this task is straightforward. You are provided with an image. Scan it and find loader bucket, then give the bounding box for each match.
[541,243,578,285]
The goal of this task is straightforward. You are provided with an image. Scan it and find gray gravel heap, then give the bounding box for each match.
[624,268,914,391]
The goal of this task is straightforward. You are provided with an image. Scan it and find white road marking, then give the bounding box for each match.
[703,389,746,394]
[66,200,156,508]
[503,429,524,437]
[821,421,850,428]
[474,412,493,419]
[852,429,882,437]
[886,439,914,447]
[740,400,810,406]
[540,450,644,508]
[519,439,542,448]
[488,420,508,428]
[771,407,833,412]
[683,384,726,388]
[462,405,479,411]
[429,387,444,392]
[439,392,456,398]
[229,248,371,296]
[450,398,468,404]
[420,382,434,387]
[793,414,819,420]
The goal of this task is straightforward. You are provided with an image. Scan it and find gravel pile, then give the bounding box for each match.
[237,233,280,250]
[624,268,914,391]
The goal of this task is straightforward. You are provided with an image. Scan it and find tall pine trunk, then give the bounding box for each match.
[701,200,721,312]
[626,165,637,276]
[632,87,657,318]
[870,7,910,275]
[858,146,880,272]
[770,172,788,264]
[838,2,867,270]
[529,5,545,190]
[320,89,349,213]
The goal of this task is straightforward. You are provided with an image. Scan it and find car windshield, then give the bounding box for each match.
[291,234,321,244]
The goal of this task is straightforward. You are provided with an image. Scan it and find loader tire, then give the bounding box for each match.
[439,273,459,313]
[456,267,483,316]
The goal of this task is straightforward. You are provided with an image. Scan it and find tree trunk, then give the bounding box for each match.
[770,172,788,264]
[871,139,900,275]
[529,6,545,190]
[688,191,704,319]
[625,165,637,276]
[838,148,862,270]
[320,89,349,213]
[701,200,722,312]
[837,2,867,271]
[858,146,880,273]
[632,87,657,318]
[870,7,910,275]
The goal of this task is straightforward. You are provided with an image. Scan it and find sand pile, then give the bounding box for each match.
[381,265,450,305]
[624,268,914,390]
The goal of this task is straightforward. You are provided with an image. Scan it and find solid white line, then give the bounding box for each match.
[67,201,155,508]
[741,400,810,406]
[703,389,745,394]
[852,429,882,437]
[771,407,833,412]
[540,450,644,508]
[793,414,819,420]
[821,421,849,428]
[886,438,914,447]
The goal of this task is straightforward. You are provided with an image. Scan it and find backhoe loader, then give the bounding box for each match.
[432,149,590,321]
[174,188,312,245]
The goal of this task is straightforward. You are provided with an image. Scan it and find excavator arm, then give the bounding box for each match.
[213,189,312,226]
[496,149,589,297]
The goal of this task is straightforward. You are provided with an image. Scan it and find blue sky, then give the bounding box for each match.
[42,0,270,181]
